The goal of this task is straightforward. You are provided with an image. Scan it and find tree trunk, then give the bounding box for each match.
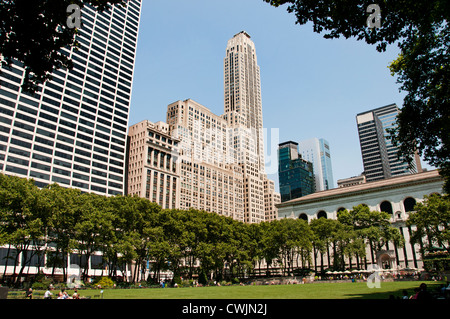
[1,245,12,283]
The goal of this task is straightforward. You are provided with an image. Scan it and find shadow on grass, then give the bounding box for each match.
[343,281,446,299]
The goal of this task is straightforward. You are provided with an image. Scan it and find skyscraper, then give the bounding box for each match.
[278,141,315,202]
[223,31,264,172]
[222,31,267,223]
[264,178,281,222]
[126,31,277,224]
[298,137,335,191]
[356,103,420,182]
[166,99,245,221]
[0,1,142,195]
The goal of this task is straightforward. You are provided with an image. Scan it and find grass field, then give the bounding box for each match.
[52,281,445,300]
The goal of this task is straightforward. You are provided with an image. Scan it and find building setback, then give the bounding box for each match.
[166,99,245,221]
[264,178,281,222]
[0,1,142,195]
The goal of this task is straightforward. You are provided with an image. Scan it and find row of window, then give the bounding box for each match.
[3,169,124,196]
[0,99,126,151]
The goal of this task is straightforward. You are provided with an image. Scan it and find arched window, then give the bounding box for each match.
[317,211,327,219]
[380,201,393,215]
[337,207,346,213]
[299,213,308,221]
[403,197,416,212]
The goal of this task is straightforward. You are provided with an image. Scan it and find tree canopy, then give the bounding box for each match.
[0,0,127,92]
[407,193,450,253]
[1,174,436,286]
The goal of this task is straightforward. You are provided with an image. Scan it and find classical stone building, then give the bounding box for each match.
[337,174,366,188]
[277,170,445,270]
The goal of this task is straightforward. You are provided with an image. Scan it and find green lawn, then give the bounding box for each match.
[58,281,444,300]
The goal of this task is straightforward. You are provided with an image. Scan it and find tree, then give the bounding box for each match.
[73,193,115,281]
[264,0,450,191]
[41,184,82,282]
[0,0,127,92]
[105,195,133,280]
[310,217,340,272]
[261,219,313,276]
[330,222,355,270]
[0,174,46,285]
[247,223,265,277]
[111,195,161,284]
[338,205,404,267]
[407,194,450,253]
[388,25,450,193]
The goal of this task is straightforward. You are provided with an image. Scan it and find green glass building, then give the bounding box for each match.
[278,141,315,202]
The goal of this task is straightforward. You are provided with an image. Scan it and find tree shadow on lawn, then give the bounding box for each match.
[343,281,446,299]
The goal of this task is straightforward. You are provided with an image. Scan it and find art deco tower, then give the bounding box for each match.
[222,31,267,223]
[128,31,277,224]
[223,31,264,173]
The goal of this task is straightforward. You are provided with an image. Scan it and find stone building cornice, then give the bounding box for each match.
[276,170,443,209]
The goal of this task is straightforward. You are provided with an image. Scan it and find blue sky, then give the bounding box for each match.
[129,0,432,192]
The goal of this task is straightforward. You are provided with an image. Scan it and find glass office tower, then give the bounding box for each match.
[356,103,419,182]
[298,137,335,191]
[373,104,419,177]
[278,141,314,202]
[0,1,142,195]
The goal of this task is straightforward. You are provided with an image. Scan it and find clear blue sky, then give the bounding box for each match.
[129,0,432,192]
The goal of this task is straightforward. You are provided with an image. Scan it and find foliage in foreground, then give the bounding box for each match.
[0,174,448,287]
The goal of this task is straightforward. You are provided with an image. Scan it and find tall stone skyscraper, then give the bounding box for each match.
[0,1,142,195]
[222,31,268,223]
[127,31,278,224]
[223,31,264,173]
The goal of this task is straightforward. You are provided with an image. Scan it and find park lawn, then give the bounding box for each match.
[67,281,444,300]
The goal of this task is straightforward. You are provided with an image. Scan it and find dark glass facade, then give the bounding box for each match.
[278,141,314,202]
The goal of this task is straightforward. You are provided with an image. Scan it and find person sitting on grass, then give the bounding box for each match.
[44,287,53,299]
[72,289,80,299]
